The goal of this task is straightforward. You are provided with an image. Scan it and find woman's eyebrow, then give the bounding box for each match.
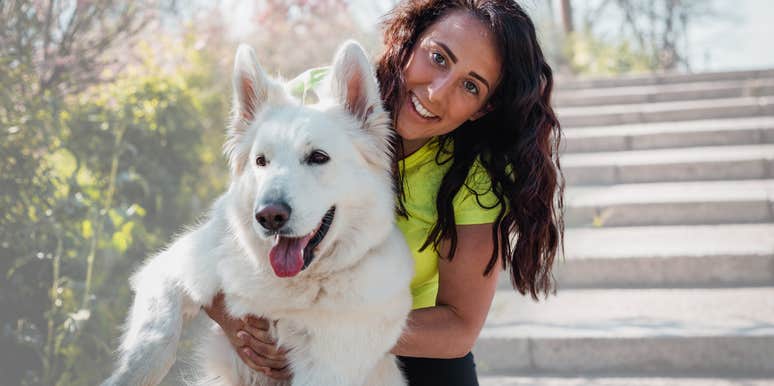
[434,40,491,92]
[436,41,458,64]
[469,72,490,91]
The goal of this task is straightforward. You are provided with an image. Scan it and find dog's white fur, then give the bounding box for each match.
[102,41,414,386]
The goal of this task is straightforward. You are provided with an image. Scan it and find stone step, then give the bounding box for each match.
[557,68,774,90]
[555,78,774,107]
[565,179,774,227]
[562,144,774,185]
[563,117,774,153]
[479,376,774,386]
[558,96,774,128]
[548,224,774,289]
[474,288,774,377]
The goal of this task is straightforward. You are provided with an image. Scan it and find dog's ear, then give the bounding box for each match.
[231,44,272,124]
[226,44,284,175]
[329,41,392,170]
[329,41,381,122]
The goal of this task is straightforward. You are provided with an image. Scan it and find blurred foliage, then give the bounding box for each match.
[246,0,378,76]
[1,43,229,386]
[560,0,715,75]
[0,1,229,385]
[565,28,656,75]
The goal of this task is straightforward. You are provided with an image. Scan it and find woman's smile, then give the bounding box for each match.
[408,92,440,121]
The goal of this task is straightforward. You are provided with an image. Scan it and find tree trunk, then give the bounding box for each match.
[560,0,574,34]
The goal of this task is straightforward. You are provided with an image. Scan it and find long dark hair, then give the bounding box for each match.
[376,0,564,300]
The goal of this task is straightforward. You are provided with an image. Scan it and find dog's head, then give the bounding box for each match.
[224,41,394,278]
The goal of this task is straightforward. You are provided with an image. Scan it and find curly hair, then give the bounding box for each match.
[376,0,565,300]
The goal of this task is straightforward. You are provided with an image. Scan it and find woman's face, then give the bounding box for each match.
[395,11,502,148]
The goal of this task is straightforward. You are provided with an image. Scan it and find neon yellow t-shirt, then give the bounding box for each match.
[398,139,501,309]
[289,68,502,309]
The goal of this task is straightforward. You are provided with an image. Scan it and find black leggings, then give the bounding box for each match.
[397,352,479,386]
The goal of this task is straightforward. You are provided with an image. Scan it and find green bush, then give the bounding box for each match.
[1,37,229,385]
[565,28,656,76]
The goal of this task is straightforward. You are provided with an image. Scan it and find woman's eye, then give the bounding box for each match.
[463,80,479,95]
[307,150,330,165]
[431,52,446,66]
[256,155,267,167]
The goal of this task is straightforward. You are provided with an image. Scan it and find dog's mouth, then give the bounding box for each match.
[268,206,335,278]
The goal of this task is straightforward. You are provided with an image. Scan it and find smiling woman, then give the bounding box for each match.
[396,10,502,155]
[205,1,564,385]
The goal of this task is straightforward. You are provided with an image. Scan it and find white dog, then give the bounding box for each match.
[102,41,414,386]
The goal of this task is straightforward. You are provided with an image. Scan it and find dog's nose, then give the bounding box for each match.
[255,203,291,231]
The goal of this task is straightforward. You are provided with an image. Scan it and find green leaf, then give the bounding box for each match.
[82,220,93,239]
[127,204,146,217]
[111,221,135,253]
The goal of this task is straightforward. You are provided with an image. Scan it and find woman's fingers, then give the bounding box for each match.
[207,309,292,379]
[202,299,292,380]
[229,328,246,347]
[265,366,293,380]
[237,346,290,379]
[244,315,270,330]
[241,324,275,345]
[238,330,287,360]
[241,346,288,369]
[237,348,271,374]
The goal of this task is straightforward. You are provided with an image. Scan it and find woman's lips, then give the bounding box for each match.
[406,92,440,122]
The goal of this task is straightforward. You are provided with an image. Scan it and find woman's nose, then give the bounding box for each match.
[427,75,453,105]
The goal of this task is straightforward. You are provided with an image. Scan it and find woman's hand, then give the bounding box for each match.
[202,292,292,380]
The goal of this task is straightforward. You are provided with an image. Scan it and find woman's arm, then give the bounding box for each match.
[391,222,500,358]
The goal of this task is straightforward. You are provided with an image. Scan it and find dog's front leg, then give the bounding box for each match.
[103,261,197,386]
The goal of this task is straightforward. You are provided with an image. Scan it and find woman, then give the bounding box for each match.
[205,0,564,384]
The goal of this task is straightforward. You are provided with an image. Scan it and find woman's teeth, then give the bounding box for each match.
[411,94,437,119]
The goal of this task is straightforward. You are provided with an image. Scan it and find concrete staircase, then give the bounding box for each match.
[475,69,774,386]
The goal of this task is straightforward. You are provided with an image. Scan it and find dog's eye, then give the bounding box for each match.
[307,150,330,165]
[256,155,267,167]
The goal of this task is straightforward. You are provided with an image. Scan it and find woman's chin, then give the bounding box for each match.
[394,121,424,142]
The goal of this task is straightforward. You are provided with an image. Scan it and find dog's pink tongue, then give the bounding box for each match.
[269,235,312,277]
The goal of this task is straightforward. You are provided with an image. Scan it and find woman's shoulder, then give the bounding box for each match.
[452,154,502,225]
